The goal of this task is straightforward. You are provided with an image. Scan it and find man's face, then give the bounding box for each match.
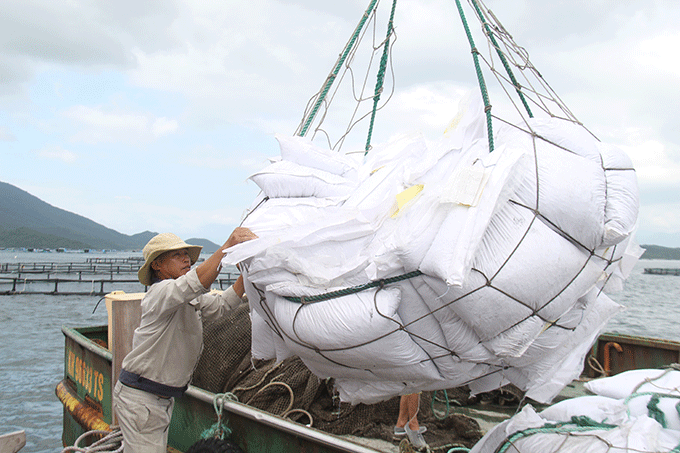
[152,248,192,281]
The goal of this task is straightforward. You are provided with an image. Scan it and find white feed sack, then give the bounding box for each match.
[469,404,680,453]
[470,369,680,453]
[223,93,641,405]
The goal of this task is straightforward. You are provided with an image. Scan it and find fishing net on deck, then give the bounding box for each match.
[218,0,640,421]
[193,303,484,450]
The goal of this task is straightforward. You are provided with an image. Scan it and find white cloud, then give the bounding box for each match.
[126,1,351,126]
[62,105,179,145]
[615,129,680,190]
[633,32,680,77]
[638,202,680,247]
[0,126,16,141]
[386,83,471,136]
[37,145,77,163]
[644,203,680,232]
[2,0,680,247]
[151,117,179,137]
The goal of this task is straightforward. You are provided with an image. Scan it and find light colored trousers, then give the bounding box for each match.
[113,381,175,453]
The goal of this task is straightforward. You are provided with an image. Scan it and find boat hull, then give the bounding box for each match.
[58,324,680,452]
[58,325,385,453]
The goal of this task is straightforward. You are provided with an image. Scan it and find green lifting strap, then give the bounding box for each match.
[454,0,494,153]
[495,416,618,453]
[283,270,422,304]
[469,1,533,119]
[365,0,398,154]
[298,0,380,137]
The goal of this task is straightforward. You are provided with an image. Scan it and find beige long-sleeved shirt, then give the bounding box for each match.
[120,268,242,391]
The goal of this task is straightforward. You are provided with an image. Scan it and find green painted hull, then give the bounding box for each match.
[58,324,680,452]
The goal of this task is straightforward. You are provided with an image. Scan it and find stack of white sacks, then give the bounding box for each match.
[470,369,680,452]
[222,93,642,405]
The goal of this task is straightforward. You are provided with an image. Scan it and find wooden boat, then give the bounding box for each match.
[55,291,680,453]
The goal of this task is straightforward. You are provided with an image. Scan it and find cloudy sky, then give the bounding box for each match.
[1,0,679,247]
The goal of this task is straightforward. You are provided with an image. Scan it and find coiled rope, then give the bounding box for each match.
[61,428,123,453]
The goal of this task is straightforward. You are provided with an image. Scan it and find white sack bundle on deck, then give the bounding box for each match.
[222,93,642,405]
[470,369,680,453]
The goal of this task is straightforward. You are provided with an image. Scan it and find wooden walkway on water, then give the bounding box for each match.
[0,258,238,296]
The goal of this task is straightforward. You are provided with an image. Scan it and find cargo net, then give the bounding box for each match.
[219,0,641,448]
[470,367,680,452]
[295,0,584,155]
[192,304,484,451]
[234,0,641,407]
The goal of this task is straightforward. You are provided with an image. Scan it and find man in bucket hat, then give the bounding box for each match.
[113,227,257,453]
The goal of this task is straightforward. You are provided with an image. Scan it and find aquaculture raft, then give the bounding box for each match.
[0,259,240,295]
[644,268,680,276]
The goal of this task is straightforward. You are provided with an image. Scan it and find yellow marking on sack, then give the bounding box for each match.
[390,184,424,218]
[370,165,386,175]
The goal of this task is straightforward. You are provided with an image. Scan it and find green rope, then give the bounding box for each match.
[623,391,680,429]
[647,394,667,428]
[365,0,398,154]
[200,423,231,441]
[283,270,422,304]
[298,0,380,137]
[454,0,494,153]
[202,393,238,440]
[495,416,617,453]
[469,1,533,118]
[431,389,452,420]
[623,392,680,452]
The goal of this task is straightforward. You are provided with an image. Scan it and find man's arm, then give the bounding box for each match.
[195,227,257,289]
[232,274,245,298]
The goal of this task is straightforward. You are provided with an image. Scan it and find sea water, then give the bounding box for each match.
[0,250,678,453]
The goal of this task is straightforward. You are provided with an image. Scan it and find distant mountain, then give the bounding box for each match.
[186,238,221,254]
[1,180,677,257]
[640,245,680,260]
[0,181,218,251]
[0,226,92,250]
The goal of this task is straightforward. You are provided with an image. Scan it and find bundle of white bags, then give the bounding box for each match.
[222,92,642,404]
[470,369,680,453]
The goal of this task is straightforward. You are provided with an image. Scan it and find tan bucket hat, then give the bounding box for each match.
[137,233,202,286]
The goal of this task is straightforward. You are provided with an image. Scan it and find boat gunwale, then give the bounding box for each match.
[597,332,680,351]
[185,386,384,453]
[62,325,112,360]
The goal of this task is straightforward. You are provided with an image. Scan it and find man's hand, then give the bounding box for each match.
[223,227,258,250]
[197,228,257,289]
